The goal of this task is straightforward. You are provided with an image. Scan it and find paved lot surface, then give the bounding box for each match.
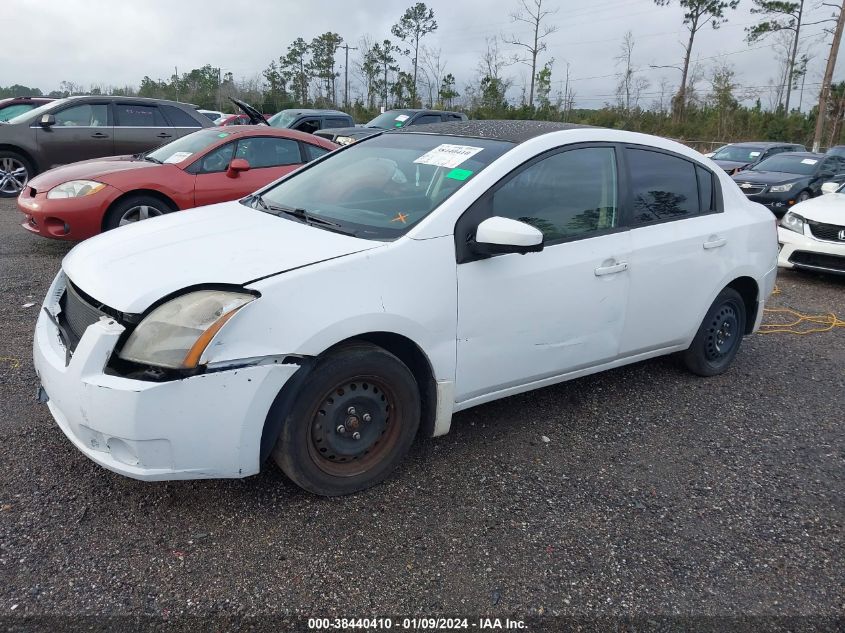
[0,198,842,627]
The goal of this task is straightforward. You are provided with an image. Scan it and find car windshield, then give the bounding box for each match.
[0,103,38,122]
[267,111,300,128]
[147,129,234,163]
[365,111,415,129]
[712,145,765,162]
[751,154,819,175]
[6,98,68,124]
[254,133,513,240]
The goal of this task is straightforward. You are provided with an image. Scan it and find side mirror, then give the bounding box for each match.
[470,216,544,256]
[226,158,250,178]
[40,114,56,128]
[821,181,841,194]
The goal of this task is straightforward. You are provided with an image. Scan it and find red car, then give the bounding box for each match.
[18,126,337,240]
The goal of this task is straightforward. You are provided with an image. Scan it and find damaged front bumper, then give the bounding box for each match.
[33,273,299,481]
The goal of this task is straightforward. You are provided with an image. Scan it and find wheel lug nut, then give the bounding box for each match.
[347,406,356,415]
[352,432,361,440]
[336,425,346,434]
[362,413,372,422]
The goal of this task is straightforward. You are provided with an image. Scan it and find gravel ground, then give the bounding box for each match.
[0,198,842,630]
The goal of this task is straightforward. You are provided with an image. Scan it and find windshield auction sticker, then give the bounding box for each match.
[801,158,818,165]
[414,144,484,169]
[163,151,193,164]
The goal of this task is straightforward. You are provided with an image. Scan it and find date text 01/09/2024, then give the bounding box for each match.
[306,617,527,630]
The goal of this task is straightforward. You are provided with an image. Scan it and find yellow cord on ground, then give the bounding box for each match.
[759,285,845,335]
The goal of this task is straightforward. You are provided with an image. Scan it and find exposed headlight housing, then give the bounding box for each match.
[335,136,356,145]
[769,183,794,193]
[780,211,805,234]
[47,180,106,199]
[118,290,255,369]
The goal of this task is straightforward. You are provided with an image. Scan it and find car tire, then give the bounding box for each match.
[0,151,34,198]
[103,194,175,231]
[272,342,420,496]
[796,190,811,203]
[683,288,747,377]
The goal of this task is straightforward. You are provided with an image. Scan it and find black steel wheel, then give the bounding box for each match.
[683,287,747,377]
[272,342,420,495]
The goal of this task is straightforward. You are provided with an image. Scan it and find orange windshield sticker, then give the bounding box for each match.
[391,212,408,224]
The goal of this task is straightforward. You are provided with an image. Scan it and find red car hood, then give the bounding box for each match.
[28,156,164,191]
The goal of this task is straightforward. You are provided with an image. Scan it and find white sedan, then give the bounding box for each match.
[778,183,845,274]
[33,121,778,495]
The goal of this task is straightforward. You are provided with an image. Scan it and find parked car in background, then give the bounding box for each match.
[198,109,224,121]
[267,109,354,134]
[0,96,54,122]
[216,113,253,126]
[778,183,845,274]
[33,121,777,495]
[710,142,806,175]
[18,126,336,240]
[314,108,468,145]
[0,96,213,198]
[731,152,845,216]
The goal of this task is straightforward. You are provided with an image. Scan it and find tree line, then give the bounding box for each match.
[4,0,845,150]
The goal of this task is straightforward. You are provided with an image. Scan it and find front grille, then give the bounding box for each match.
[807,219,845,242]
[789,250,845,273]
[736,183,767,195]
[59,282,107,352]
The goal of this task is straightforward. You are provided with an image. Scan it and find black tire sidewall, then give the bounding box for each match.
[0,151,33,198]
[104,194,174,231]
[273,344,421,496]
[684,288,747,377]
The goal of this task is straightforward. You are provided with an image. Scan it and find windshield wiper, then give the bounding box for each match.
[143,154,162,164]
[265,203,357,236]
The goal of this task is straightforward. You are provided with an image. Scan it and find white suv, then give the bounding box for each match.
[33,121,778,495]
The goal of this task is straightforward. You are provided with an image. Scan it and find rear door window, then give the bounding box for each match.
[626,148,700,224]
[411,114,441,125]
[161,106,203,128]
[325,117,351,128]
[114,104,168,127]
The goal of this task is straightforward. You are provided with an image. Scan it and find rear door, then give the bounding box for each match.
[192,136,303,207]
[617,146,733,356]
[112,102,175,155]
[35,101,112,168]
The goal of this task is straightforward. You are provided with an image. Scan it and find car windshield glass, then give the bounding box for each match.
[751,155,818,175]
[7,98,68,124]
[365,111,414,129]
[267,111,299,127]
[147,129,233,163]
[0,104,37,122]
[256,133,513,240]
[712,146,765,162]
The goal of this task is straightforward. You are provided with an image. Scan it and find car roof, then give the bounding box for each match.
[207,125,337,147]
[775,151,825,158]
[279,109,350,116]
[393,119,592,143]
[59,95,200,108]
[729,141,802,148]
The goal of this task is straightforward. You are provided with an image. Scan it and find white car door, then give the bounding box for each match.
[618,146,736,356]
[454,145,632,404]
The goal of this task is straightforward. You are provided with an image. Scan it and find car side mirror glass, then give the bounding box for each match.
[40,114,56,127]
[471,216,544,256]
[227,158,250,178]
[821,181,840,194]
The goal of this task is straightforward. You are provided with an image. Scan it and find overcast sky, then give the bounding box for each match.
[2,0,842,110]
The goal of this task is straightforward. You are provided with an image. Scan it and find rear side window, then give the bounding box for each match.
[411,114,441,125]
[325,117,351,128]
[303,143,331,161]
[696,165,714,212]
[627,149,700,224]
[115,104,167,127]
[161,106,202,127]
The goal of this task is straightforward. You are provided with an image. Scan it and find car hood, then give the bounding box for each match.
[29,155,161,191]
[62,202,383,313]
[732,170,806,185]
[713,159,750,171]
[791,192,845,224]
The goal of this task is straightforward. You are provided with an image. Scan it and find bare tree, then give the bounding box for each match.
[502,0,559,108]
[813,0,845,150]
[615,31,650,115]
[653,0,740,122]
[419,45,447,107]
[651,76,673,113]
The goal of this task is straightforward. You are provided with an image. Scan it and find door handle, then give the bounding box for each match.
[594,262,629,276]
[90,132,109,139]
[156,133,173,139]
[703,237,727,249]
